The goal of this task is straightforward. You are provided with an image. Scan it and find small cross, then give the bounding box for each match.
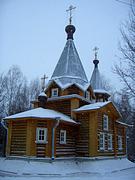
[66,5,76,25]
[41,74,48,91]
[93,46,99,60]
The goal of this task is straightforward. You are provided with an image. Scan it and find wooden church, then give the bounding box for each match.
[3,7,127,159]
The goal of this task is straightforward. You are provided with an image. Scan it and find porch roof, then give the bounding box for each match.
[3,107,77,124]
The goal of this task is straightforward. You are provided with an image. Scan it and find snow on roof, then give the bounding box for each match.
[46,78,90,92]
[48,94,91,103]
[38,92,47,97]
[51,39,88,82]
[94,89,111,96]
[48,39,89,91]
[3,107,77,124]
[116,121,133,127]
[74,101,111,112]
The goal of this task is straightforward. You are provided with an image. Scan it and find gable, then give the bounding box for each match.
[64,84,84,96]
[45,81,61,98]
[74,101,121,121]
[86,85,95,99]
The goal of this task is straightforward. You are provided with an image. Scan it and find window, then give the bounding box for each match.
[85,91,90,100]
[103,115,109,131]
[36,128,47,143]
[99,133,105,150]
[60,130,66,144]
[108,134,113,150]
[118,136,123,150]
[51,88,58,97]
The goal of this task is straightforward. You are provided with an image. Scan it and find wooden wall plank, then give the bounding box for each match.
[76,113,89,157]
[10,120,27,156]
[89,112,98,157]
[56,123,76,157]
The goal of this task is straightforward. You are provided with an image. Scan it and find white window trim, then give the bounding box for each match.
[118,135,123,150]
[85,91,90,100]
[108,134,113,150]
[60,130,66,144]
[36,128,48,144]
[51,88,58,97]
[99,132,105,150]
[103,115,109,131]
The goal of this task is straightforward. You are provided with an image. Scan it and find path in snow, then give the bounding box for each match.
[0,157,135,180]
[0,168,135,180]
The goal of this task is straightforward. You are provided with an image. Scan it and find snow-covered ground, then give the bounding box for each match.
[0,157,135,180]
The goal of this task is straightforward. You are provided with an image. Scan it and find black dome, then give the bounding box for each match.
[65,25,76,40]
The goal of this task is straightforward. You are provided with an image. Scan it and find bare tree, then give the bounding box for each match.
[114,0,135,100]
[0,66,42,118]
[0,74,7,119]
[2,65,29,115]
[114,1,135,160]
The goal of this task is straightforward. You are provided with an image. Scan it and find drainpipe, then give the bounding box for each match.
[51,117,60,160]
[1,119,8,156]
[1,119,8,130]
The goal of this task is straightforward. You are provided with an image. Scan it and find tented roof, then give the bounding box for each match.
[90,61,110,97]
[49,39,89,90]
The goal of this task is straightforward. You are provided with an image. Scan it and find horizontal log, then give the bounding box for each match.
[56,149,76,152]
[10,150,26,154]
[12,126,26,129]
[56,152,76,155]
[36,147,46,150]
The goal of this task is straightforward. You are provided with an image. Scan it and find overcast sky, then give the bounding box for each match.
[0,0,130,89]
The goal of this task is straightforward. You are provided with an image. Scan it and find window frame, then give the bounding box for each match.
[85,90,90,100]
[99,132,105,150]
[118,135,123,150]
[108,134,113,150]
[51,88,58,97]
[36,128,47,144]
[103,114,109,131]
[60,130,66,144]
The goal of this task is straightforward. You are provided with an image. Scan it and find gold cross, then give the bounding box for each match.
[93,46,99,60]
[41,74,48,90]
[66,5,76,25]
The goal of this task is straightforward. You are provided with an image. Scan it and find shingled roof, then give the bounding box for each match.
[90,57,110,96]
[48,24,89,91]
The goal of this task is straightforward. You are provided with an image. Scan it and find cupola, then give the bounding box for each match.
[90,47,110,102]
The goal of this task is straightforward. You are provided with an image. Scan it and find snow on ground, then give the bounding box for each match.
[0,157,135,180]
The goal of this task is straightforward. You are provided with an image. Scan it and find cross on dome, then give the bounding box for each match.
[66,5,76,25]
[93,46,99,60]
[41,74,48,90]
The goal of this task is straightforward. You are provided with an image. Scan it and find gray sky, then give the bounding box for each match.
[0,0,129,88]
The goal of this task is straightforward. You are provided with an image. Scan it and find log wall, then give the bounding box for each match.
[55,123,76,157]
[115,123,126,155]
[89,111,98,156]
[10,120,27,156]
[46,100,71,116]
[62,85,84,96]
[76,113,89,157]
[35,120,47,157]
[96,107,126,156]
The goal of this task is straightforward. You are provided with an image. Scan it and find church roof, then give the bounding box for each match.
[48,24,89,91]
[90,57,110,97]
[90,63,101,90]
[3,107,77,124]
[74,101,111,112]
[74,101,121,118]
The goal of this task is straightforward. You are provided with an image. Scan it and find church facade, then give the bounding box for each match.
[3,18,127,159]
